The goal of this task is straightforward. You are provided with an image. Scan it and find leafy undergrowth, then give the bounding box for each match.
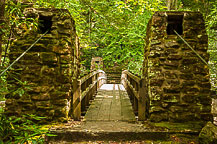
[0,114,55,144]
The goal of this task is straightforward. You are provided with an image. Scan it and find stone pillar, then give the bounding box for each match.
[143,11,212,123]
[6,8,79,122]
[90,57,103,70]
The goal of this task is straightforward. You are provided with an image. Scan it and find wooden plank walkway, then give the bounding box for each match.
[48,85,201,143]
[48,84,201,143]
[84,84,136,121]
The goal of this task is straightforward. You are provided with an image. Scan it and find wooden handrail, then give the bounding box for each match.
[73,70,106,120]
[122,70,141,84]
[121,70,148,121]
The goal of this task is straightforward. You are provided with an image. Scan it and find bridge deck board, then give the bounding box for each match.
[84,84,136,121]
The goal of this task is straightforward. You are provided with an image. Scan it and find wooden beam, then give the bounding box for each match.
[73,80,81,120]
[138,79,147,121]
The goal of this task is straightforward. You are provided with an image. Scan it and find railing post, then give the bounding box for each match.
[138,78,148,121]
[98,70,106,88]
[97,72,100,90]
[121,71,127,88]
[73,79,81,120]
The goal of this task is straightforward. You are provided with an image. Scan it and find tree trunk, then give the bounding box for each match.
[0,0,5,65]
[166,0,178,10]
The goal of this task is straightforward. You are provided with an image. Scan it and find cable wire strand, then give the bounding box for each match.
[174,30,217,74]
[0,30,49,77]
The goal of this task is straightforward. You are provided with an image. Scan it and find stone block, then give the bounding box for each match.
[40,66,56,76]
[35,101,52,110]
[179,73,194,80]
[38,39,54,46]
[52,99,68,106]
[166,79,180,86]
[183,87,199,94]
[32,93,50,101]
[150,79,164,86]
[199,122,217,144]
[181,58,199,65]
[169,105,184,113]
[182,94,198,103]
[198,82,211,89]
[40,52,57,63]
[163,71,178,79]
[198,95,212,105]
[163,94,180,103]
[57,29,72,35]
[60,84,72,92]
[5,99,17,105]
[21,64,42,74]
[150,40,161,46]
[31,86,53,93]
[151,45,164,51]
[18,59,42,65]
[164,87,180,93]
[165,41,179,48]
[198,35,208,44]
[169,112,196,122]
[200,113,213,121]
[183,51,195,57]
[17,99,32,104]
[196,75,210,83]
[152,16,163,27]
[150,105,165,113]
[194,65,209,75]
[164,48,178,55]
[167,54,182,60]
[54,107,68,117]
[181,80,195,88]
[150,112,169,122]
[164,60,179,68]
[40,11,53,17]
[149,51,161,58]
[50,91,68,100]
[63,19,72,29]
[201,105,211,113]
[199,88,212,95]
[60,55,71,64]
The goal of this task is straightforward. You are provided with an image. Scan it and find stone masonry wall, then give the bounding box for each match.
[5,8,79,122]
[143,11,212,123]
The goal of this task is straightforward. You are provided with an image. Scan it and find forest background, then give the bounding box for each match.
[0,0,217,142]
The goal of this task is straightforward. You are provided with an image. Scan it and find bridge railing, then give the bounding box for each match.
[73,70,106,120]
[121,70,148,121]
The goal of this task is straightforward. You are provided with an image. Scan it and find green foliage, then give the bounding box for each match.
[0,71,7,101]
[0,73,31,101]
[206,2,217,90]
[77,0,166,75]
[0,114,52,143]
[0,71,51,143]
[10,77,32,98]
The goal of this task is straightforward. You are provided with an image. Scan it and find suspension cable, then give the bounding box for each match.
[174,30,216,74]
[0,30,49,77]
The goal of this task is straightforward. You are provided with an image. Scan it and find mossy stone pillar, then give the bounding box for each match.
[143,11,212,123]
[6,8,79,122]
